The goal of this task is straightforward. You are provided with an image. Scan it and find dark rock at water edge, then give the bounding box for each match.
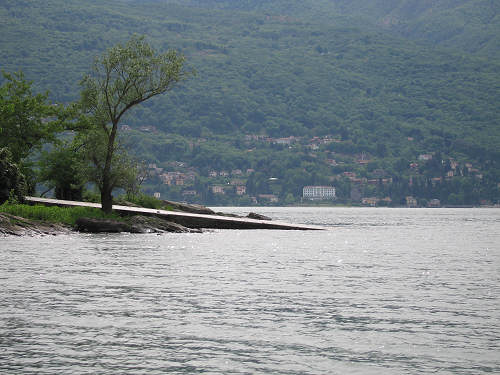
[0,213,70,236]
[247,212,272,221]
[74,217,135,233]
[0,213,201,236]
[162,199,216,215]
[216,212,241,218]
[212,212,272,221]
[74,216,201,234]
[128,215,202,233]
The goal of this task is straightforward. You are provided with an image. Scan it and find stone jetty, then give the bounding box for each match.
[25,197,326,231]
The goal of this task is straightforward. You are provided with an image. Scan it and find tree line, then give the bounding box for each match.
[0,35,193,212]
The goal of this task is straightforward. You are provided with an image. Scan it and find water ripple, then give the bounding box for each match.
[1,208,499,374]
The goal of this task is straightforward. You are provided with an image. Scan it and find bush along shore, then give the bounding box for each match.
[0,203,202,236]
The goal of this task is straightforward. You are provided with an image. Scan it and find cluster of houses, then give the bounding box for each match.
[144,152,485,206]
[411,154,483,180]
[147,164,197,187]
[207,169,252,198]
[148,164,268,202]
[208,169,254,177]
[335,171,393,186]
[211,183,246,196]
[136,127,488,206]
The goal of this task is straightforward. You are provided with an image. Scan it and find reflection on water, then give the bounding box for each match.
[1,208,499,374]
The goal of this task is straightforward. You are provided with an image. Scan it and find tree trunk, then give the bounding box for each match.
[101,184,113,213]
[100,122,118,213]
[100,168,113,213]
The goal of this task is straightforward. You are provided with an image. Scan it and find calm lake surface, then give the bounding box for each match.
[1,207,499,374]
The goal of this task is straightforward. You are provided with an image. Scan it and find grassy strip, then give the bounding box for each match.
[125,194,164,209]
[115,194,174,211]
[0,203,121,226]
[116,193,173,210]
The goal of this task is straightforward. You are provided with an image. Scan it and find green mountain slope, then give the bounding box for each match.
[325,0,500,57]
[175,0,500,57]
[1,0,499,205]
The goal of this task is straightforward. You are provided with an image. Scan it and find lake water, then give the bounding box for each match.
[1,207,499,374]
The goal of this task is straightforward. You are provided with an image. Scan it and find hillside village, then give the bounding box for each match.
[128,125,496,207]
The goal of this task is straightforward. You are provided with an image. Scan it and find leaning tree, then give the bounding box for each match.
[80,35,193,212]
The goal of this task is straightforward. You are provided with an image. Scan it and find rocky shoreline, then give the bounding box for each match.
[0,213,72,236]
[75,216,201,234]
[0,199,276,236]
[0,212,202,236]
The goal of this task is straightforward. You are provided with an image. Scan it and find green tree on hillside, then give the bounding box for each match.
[79,35,194,212]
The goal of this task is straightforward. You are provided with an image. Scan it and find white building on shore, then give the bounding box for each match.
[302,186,336,200]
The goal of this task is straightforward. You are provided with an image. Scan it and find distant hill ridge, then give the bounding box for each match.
[329,0,500,57]
[159,0,500,57]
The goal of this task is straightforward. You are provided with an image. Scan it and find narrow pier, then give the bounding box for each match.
[25,197,326,231]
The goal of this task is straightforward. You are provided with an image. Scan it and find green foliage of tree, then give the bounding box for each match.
[38,142,86,201]
[78,35,194,211]
[75,124,145,207]
[0,71,60,163]
[0,147,27,204]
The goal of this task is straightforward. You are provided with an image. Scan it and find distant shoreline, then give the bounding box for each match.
[212,204,500,209]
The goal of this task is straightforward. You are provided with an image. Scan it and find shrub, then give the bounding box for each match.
[123,193,164,209]
[0,203,120,226]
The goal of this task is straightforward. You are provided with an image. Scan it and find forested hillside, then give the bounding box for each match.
[323,0,500,57]
[1,0,499,206]
[179,0,500,57]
